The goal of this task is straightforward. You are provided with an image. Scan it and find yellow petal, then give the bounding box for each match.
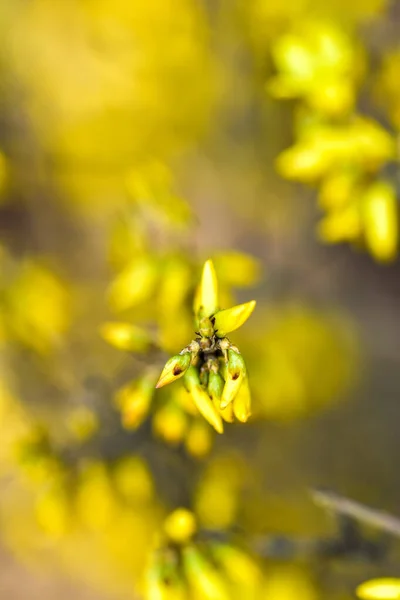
[213,252,261,287]
[152,402,188,446]
[356,578,400,600]
[182,545,230,600]
[184,367,223,434]
[233,377,251,423]
[184,420,214,459]
[164,508,197,545]
[214,301,256,337]
[100,322,152,352]
[107,257,158,312]
[363,181,398,262]
[194,260,219,318]
[115,377,154,430]
[191,386,224,434]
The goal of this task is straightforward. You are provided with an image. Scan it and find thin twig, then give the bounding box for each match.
[311,488,400,539]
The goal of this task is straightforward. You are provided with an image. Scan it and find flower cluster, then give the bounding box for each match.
[155,260,256,433]
[268,20,399,262]
[145,508,263,600]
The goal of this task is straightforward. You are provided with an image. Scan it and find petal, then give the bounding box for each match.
[233,377,252,423]
[184,367,223,434]
[100,322,152,352]
[182,545,230,600]
[214,301,256,338]
[363,180,398,262]
[194,259,219,318]
[356,578,400,600]
[115,376,154,430]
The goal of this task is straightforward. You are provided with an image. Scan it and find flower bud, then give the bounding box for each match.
[184,367,223,434]
[152,403,188,446]
[182,545,230,600]
[107,257,157,312]
[156,352,191,389]
[194,259,219,319]
[363,180,398,262]
[233,377,251,423]
[185,420,214,458]
[220,350,246,409]
[213,301,256,338]
[208,370,224,404]
[163,508,197,545]
[100,322,152,353]
[211,543,262,590]
[146,551,187,600]
[115,376,154,430]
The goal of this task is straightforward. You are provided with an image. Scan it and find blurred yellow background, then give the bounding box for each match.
[0,0,400,598]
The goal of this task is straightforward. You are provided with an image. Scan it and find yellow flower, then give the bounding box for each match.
[100,322,152,353]
[356,578,400,600]
[163,508,197,545]
[156,260,256,430]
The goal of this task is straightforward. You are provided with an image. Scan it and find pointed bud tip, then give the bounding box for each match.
[214,300,257,337]
[198,259,219,318]
[155,353,191,389]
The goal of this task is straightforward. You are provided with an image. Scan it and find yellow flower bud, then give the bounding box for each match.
[145,554,187,600]
[107,257,158,312]
[100,322,152,352]
[211,543,262,590]
[318,168,359,210]
[115,376,154,430]
[276,143,328,182]
[213,301,256,338]
[182,545,230,600]
[184,367,223,434]
[317,204,362,243]
[220,350,246,409]
[233,377,252,423]
[194,259,219,319]
[163,508,197,544]
[356,578,400,600]
[213,252,261,287]
[113,456,154,503]
[308,78,355,116]
[185,420,213,458]
[363,181,398,262]
[152,403,188,446]
[219,401,235,423]
[156,353,191,389]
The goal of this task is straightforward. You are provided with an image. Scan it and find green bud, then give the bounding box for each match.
[156,352,191,389]
[208,370,224,403]
[213,301,256,338]
[220,350,246,409]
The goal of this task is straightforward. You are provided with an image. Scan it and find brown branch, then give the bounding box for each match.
[311,488,400,538]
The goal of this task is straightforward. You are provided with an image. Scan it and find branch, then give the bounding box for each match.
[311,488,400,539]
